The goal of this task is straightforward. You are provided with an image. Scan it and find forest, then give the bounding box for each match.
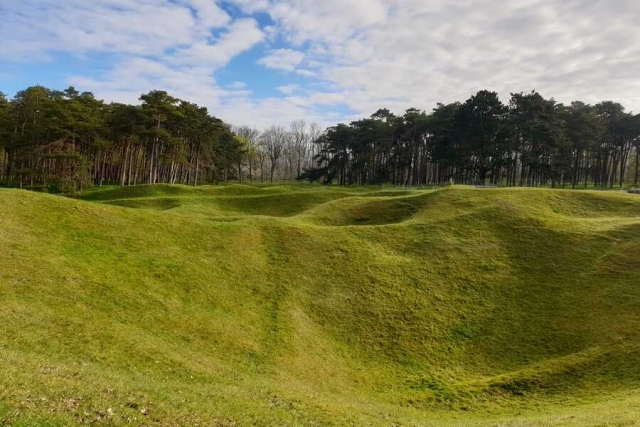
[307,91,640,188]
[0,86,639,192]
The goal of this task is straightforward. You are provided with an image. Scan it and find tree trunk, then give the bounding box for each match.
[572,149,581,189]
[635,146,639,185]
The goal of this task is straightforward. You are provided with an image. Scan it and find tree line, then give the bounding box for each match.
[0,86,244,192]
[0,86,322,193]
[303,90,640,188]
[1,86,639,192]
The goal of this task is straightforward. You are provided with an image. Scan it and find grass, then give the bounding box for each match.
[1,183,640,426]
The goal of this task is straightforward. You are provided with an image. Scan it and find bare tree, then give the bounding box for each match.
[291,120,307,179]
[283,131,297,180]
[308,122,323,169]
[256,142,267,182]
[234,126,260,181]
[261,126,287,182]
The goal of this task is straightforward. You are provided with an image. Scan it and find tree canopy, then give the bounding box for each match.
[303,90,640,188]
[1,86,639,192]
[0,86,239,192]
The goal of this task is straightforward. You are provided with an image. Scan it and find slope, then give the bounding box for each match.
[0,184,639,426]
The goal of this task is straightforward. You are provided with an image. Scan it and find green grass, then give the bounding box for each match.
[1,183,640,426]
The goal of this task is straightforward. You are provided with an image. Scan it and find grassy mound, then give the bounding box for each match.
[1,184,639,426]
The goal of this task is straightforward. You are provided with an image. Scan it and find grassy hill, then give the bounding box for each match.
[1,183,639,426]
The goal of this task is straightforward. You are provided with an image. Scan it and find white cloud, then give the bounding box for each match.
[296,69,316,77]
[235,0,640,117]
[277,84,300,95]
[3,0,640,128]
[257,49,305,72]
[220,95,338,129]
[228,82,248,90]
[181,0,231,28]
[1,0,271,120]
[0,0,207,58]
[173,18,264,69]
[256,0,388,45]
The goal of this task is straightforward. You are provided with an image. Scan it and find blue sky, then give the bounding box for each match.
[2,0,640,128]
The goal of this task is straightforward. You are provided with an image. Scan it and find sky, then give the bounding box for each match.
[1,0,640,128]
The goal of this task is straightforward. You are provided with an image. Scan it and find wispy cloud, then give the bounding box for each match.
[277,84,300,95]
[258,49,305,72]
[3,0,640,128]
